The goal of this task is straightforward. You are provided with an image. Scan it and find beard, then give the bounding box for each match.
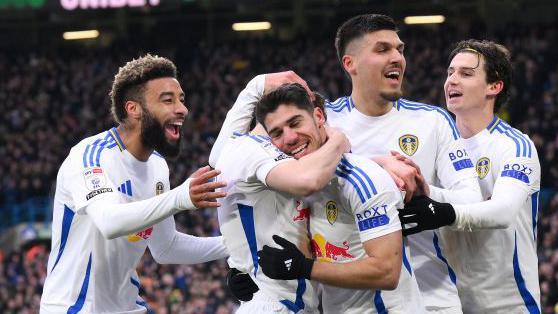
[380,89,403,102]
[140,108,181,159]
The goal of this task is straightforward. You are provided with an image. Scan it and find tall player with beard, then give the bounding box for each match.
[325,15,483,313]
[40,55,229,314]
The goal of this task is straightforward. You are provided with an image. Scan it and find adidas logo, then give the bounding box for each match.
[117,180,133,197]
[284,258,293,271]
[428,203,435,214]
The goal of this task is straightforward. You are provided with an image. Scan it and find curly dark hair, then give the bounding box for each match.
[448,39,512,111]
[109,54,177,123]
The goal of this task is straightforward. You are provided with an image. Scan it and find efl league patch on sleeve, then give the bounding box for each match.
[355,205,390,231]
[83,167,107,190]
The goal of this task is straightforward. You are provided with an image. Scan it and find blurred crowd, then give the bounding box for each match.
[0,21,557,313]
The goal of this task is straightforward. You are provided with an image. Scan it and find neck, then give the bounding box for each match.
[116,124,153,161]
[351,85,392,116]
[454,105,495,139]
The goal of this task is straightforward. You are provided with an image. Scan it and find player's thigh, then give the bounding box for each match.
[235,300,289,313]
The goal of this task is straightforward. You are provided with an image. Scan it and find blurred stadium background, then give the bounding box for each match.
[1,0,557,313]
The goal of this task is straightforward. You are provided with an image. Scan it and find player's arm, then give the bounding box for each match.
[209,75,264,167]
[428,115,482,204]
[209,71,312,167]
[265,127,350,196]
[401,154,540,234]
[147,216,229,264]
[310,231,402,289]
[259,183,404,289]
[82,166,226,240]
[452,155,540,231]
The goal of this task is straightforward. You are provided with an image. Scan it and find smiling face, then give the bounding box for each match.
[445,52,495,115]
[139,77,188,158]
[343,30,406,102]
[264,104,326,160]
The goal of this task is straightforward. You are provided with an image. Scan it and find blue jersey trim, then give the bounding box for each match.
[325,97,351,112]
[51,205,75,272]
[513,233,540,314]
[486,116,501,133]
[433,232,457,285]
[500,122,531,157]
[130,277,140,289]
[109,127,126,151]
[373,290,387,314]
[238,204,259,277]
[280,278,306,313]
[397,99,460,140]
[336,158,377,203]
[531,191,539,242]
[67,253,92,314]
[82,132,115,168]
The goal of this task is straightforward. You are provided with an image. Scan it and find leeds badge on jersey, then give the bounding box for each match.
[156,182,164,195]
[476,157,491,179]
[399,134,419,156]
[326,200,338,225]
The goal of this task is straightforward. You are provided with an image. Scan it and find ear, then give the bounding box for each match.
[342,54,357,76]
[313,107,326,127]
[125,100,142,121]
[487,80,504,98]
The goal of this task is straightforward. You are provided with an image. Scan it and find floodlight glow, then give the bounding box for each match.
[404,15,445,25]
[63,30,100,40]
[232,22,271,31]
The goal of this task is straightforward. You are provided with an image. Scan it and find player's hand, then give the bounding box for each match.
[257,235,314,280]
[325,127,351,153]
[264,71,315,101]
[398,195,456,236]
[373,153,419,202]
[189,166,227,208]
[226,268,259,302]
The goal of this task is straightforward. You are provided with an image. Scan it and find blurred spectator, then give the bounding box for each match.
[0,21,557,313]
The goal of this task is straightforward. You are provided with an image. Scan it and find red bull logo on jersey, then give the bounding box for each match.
[399,134,419,156]
[127,227,153,242]
[311,233,355,262]
[293,200,311,222]
[476,157,491,179]
[310,233,355,262]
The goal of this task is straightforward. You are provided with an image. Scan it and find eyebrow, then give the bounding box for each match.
[268,114,303,135]
[159,91,185,99]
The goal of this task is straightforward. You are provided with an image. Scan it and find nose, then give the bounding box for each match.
[176,101,188,118]
[390,48,404,65]
[283,127,298,145]
[446,72,458,86]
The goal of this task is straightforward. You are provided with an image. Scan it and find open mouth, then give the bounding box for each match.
[447,91,463,101]
[289,142,309,159]
[384,70,401,84]
[164,122,182,141]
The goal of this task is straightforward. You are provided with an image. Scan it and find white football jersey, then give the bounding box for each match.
[41,128,170,313]
[326,97,479,310]
[444,117,541,314]
[216,133,319,313]
[306,154,425,314]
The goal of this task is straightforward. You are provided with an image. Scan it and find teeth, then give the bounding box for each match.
[290,143,308,155]
[385,71,400,79]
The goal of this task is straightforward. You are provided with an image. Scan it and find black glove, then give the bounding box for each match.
[257,235,314,280]
[399,195,456,236]
[226,268,259,302]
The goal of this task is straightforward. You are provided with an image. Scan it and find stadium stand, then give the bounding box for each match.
[0,21,557,313]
